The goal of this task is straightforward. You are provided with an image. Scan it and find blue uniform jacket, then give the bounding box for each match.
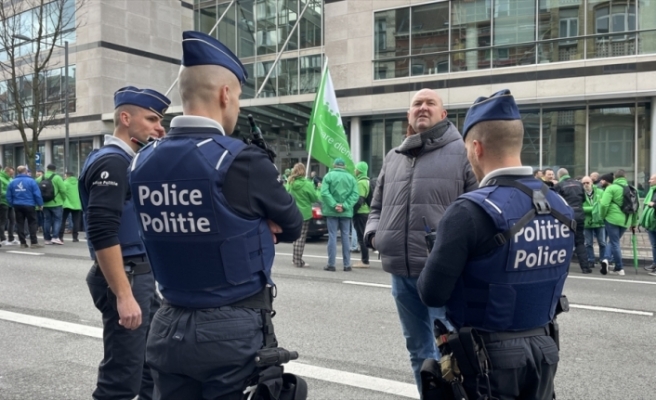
[7,174,43,207]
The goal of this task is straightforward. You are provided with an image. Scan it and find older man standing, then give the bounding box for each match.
[364,89,478,392]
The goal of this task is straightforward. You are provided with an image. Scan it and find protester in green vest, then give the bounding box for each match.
[0,165,18,246]
[581,175,606,269]
[599,170,638,276]
[640,174,656,275]
[36,164,67,245]
[287,163,319,268]
[58,171,82,242]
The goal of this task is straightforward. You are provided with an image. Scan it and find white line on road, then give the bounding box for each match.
[341,281,653,317]
[0,310,419,399]
[276,252,381,263]
[6,251,44,256]
[569,304,653,316]
[568,275,656,285]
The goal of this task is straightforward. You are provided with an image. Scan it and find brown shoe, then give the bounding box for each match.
[353,262,370,268]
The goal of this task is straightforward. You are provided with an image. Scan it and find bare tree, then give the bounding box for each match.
[0,0,84,173]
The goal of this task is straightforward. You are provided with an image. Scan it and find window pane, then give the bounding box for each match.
[52,142,65,175]
[256,0,277,55]
[542,108,586,179]
[451,0,492,71]
[299,54,322,93]
[521,110,541,169]
[299,0,321,49]
[278,57,298,96]
[216,2,237,54]
[589,106,636,182]
[3,148,14,169]
[637,106,651,193]
[587,32,636,58]
[411,54,449,76]
[197,4,217,36]
[242,63,255,99]
[237,0,255,57]
[374,59,409,79]
[411,2,448,55]
[494,0,535,46]
[80,140,94,172]
[278,0,298,51]
[373,8,410,59]
[256,60,277,97]
[493,44,535,68]
[639,0,656,55]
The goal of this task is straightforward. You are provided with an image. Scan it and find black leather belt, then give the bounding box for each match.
[162,286,273,311]
[477,325,550,343]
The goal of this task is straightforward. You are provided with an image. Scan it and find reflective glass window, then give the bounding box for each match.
[542,107,587,178]
[278,0,298,51]
[256,0,278,55]
[637,105,651,191]
[589,105,636,182]
[278,57,298,96]
[299,54,322,94]
[242,63,256,99]
[373,8,410,60]
[361,119,385,178]
[411,2,449,55]
[587,0,636,58]
[537,1,583,63]
[521,110,541,169]
[451,0,492,72]
[3,148,14,169]
[493,0,536,68]
[256,60,277,97]
[237,0,256,57]
[299,0,321,49]
[639,0,656,55]
[217,2,238,54]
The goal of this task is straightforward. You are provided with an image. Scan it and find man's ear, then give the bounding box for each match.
[119,111,131,127]
[473,139,484,157]
[218,85,230,109]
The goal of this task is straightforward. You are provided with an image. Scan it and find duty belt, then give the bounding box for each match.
[94,256,151,276]
[477,325,550,344]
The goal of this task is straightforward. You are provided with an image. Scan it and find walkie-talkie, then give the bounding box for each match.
[247,114,277,163]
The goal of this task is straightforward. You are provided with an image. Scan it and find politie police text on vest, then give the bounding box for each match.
[137,183,212,233]
[512,218,571,270]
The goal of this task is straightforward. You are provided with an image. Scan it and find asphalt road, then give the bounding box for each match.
[1,236,655,399]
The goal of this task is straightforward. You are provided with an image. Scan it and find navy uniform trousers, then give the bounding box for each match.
[146,304,264,400]
[86,264,160,400]
[462,335,559,400]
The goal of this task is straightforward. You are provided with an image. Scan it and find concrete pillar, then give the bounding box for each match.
[93,135,102,149]
[651,97,656,175]
[466,24,478,71]
[0,145,3,166]
[349,116,361,163]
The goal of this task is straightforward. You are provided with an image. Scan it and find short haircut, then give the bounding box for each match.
[113,104,139,127]
[544,168,554,173]
[466,119,524,157]
[47,164,56,171]
[615,169,626,178]
[16,166,26,174]
[557,168,569,179]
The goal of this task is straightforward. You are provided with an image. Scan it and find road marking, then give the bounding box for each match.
[6,251,44,256]
[569,304,653,317]
[568,275,656,285]
[0,310,418,399]
[276,252,381,263]
[343,280,391,289]
[342,281,653,317]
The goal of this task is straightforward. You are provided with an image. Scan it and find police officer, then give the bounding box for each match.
[417,90,575,399]
[128,31,303,399]
[81,86,170,400]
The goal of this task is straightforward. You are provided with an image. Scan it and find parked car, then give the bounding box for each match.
[307,203,327,240]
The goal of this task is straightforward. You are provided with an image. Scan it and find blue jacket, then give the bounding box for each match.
[7,174,43,207]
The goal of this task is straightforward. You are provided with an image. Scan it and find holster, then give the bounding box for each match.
[245,367,308,400]
[420,359,458,400]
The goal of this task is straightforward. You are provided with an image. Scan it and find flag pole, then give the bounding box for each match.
[305,124,316,178]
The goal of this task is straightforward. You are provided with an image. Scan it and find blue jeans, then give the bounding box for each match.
[326,217,351,267]
[604,221,626,271]
[43,206,63,241]
[647,230,656,265]
[391,275,454,393]
[584,227,606,263]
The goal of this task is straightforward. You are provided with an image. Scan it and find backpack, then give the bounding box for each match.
[365,177,376,207]
[620,184,639,221]
[39,175,56,203]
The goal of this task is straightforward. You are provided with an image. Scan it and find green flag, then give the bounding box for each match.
[306,60,354,172]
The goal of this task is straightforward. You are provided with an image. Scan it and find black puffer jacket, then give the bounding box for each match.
[554,176,585,222]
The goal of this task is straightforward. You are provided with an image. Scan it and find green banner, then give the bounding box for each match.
[306,61,354,172]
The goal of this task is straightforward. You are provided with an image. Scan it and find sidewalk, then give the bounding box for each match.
[599,229,654,270]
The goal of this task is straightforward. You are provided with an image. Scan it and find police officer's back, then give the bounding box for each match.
[80,86,170,400]
[128,31,303,399]
[417,90,575,399]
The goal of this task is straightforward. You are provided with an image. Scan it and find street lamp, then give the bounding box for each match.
[13,34,69,173]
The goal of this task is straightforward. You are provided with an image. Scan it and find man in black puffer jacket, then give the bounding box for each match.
[555,168,591,273]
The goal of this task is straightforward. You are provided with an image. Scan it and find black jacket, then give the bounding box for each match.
[554,177,585,221]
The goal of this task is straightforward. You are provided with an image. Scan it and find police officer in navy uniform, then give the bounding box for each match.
[128,31,303,399]
[81,86,170,400]
[417,90,575,399]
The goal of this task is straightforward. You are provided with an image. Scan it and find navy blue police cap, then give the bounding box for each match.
[181,30,248,85]
[114,86,171,118]
[462,89,521,139]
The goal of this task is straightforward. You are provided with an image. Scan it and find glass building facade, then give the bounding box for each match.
[194,0,324,98]
[374,0,656,79]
